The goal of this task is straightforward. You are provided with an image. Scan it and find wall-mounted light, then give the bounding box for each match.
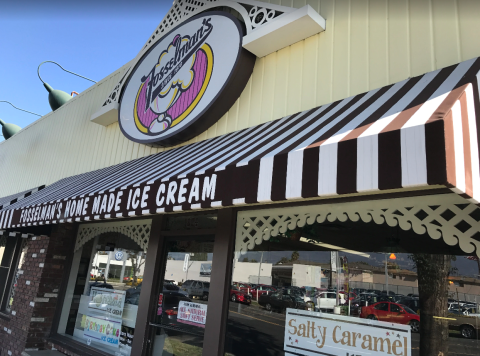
[38,61,96,111]
[0,101,41,140]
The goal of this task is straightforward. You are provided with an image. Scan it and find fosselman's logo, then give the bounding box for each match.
[134,18,214,135]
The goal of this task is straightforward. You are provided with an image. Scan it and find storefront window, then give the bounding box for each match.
[224,208,480,356]
[151,238,214,355]
[58,230,148,356]
[0,235,26,313]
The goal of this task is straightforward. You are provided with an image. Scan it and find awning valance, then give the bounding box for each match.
[0,186,45,229]
[2,57,480,228]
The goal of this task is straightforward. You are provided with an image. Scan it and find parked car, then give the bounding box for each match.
[407,293,419,298]
[230,286,252,305]
[163,282,188,297]
[448,313,480,338]
[236,282,255,294]
[367,289,382,294]
[392,294,405,303]
[164,279,178,285]
[339,291,357,301]
[258,290,306,312]
[381,290,396,296]
[399,297,420,314]
[360,302,420,332]
[181,280,210,301]
[250,285,277,299]
[352,288,367,294]
[316,292,346,311]
[126,283,142,305]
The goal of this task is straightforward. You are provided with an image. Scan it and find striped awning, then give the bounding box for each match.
[2,57,480,228]
[0,185,45,211]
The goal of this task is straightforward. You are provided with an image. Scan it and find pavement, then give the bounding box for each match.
[225,302,480,356]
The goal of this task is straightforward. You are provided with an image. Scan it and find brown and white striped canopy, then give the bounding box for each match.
[1,57,480,228]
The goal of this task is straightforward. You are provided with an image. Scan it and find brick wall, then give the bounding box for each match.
[0,224,76,356]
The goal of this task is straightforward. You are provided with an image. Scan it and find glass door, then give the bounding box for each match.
[150,236,215,355]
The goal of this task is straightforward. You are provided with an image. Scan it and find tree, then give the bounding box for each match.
[128,252,146,285]
[250,259,258,263]
[410,254,452,356]
[242,257,249,262]
[276,257,289,265]
[290,251,300,262]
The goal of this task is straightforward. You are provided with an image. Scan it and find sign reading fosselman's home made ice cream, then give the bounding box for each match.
[13,173,221,226]
[284,309,411,356]
[119,12,255,147]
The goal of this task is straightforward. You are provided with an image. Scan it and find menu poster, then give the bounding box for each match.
[84,287,126,349]
[177,301,207,327]
[88,287,126,318]
[84,314,122,347]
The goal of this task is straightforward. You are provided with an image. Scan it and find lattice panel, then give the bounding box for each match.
[75,220,152,252]
[236,194,480,258]
[102,0,290,107]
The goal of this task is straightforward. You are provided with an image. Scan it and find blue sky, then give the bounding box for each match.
[0,0,171,141]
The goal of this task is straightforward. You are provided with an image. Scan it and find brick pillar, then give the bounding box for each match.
[0,224,76,356]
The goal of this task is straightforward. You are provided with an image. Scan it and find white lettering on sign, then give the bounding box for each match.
[15,173,217,224]
[177,301,207,327]
[284,309,411,356]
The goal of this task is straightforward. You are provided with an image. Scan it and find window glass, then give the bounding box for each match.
[58,232,147,356]
[375,303,389,311]
[391,304,402,313]
[0,236,25,313]
[6,240,27,311]
[151,238,215,355]
[225,212,480,356]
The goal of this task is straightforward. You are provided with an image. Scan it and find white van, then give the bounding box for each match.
[316,292,346,311]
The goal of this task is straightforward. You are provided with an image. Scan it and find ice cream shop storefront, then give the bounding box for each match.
[2,1,480,356]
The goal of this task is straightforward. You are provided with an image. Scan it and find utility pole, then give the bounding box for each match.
[257,252,264,285]
[385,254,389,294]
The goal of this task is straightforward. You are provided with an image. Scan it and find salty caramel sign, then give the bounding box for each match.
[285,309,411,356]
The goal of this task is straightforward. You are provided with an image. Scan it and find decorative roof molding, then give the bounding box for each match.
[75,219,152,252]
[236,194,480,258]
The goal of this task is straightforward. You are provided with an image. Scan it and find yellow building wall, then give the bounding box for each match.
[1,0,480,196]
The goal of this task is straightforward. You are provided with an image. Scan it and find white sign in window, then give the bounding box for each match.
[177,301,208,327]
[284,309,411,356]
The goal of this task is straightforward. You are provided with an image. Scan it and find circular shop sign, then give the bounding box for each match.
[115,251,124,261]
[119,12,255,147]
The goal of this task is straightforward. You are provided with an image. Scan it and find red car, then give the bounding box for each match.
[235,282,255,293]
[250,285,277,299]
[360,301,420,332]
[230,286,252,305]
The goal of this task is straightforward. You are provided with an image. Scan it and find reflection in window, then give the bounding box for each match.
[151,239,214,355]
[225,217,480,356]
[0,236,27,313]
[58,232,147,356]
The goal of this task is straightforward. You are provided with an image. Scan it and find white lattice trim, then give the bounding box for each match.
[236,194,480,257]
[75,219,152,252]
[102,0,294,107]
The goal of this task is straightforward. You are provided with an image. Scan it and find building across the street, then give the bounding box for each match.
[1,1,480,356]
